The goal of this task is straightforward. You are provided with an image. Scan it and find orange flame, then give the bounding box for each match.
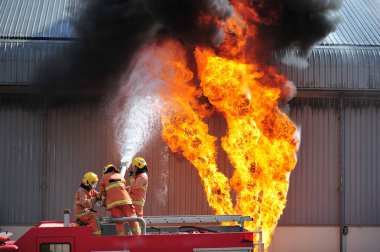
[147,1,299,249]
[195,47,298,247]
[158,41,235,215]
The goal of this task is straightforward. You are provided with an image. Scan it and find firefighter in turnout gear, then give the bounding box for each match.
[100,164,141,235]
[74,172,101,235]
[128,157,149,218]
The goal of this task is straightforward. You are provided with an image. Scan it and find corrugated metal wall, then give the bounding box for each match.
[43,101,120,219]
[280,99,340,225]
[1,0,378,46]
[0,0,80,39]
[131,114,230,216]
[1,95,380,226]
[0,95,216,223]
[344,99,380,225]
[0,41,70,84]
[274,48,380,90]
[323,0,380,46]
[2,42,379,90]
[0,95,43,224]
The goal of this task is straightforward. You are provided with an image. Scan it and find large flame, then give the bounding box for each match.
[137,2,299,249]
[195,47,298,246]
[158,42,235,215]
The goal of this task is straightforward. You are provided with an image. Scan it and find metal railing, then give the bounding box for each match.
[251,230,264,252]
[98,214,264,251]
[143,215,253,228]
[101,216,147,234]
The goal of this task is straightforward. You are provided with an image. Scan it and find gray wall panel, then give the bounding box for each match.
[323,0,380,46]
[2,42,379,90]
[1,0,378,45]
[280,99,340,225]
[43,102,119,220]
[0,0,79,38]
[344,100,380,225]
[275,48,380,90]
[0,41,72,85]
[1,95,380,226]
[0,99,43,224]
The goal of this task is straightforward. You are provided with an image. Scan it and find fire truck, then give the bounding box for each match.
[0,214,263,252]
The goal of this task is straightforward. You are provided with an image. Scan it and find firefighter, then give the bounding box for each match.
[74,172,102,235]
[100,164,141,235]
[128,157,149,217]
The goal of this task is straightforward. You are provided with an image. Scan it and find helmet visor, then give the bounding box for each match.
[91,181,98,189]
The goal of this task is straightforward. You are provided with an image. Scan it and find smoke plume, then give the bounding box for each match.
[245,0,342,61]
[36,0,234,92]
[35,0,342,91]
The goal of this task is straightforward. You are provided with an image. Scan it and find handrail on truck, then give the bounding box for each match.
[251,230,264,252]
[101,216,147,234]
[99,215,264,251]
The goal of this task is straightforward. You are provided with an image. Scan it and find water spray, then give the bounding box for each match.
[114,95,160,177]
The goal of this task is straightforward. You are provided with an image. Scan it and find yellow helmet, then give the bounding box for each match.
[132,157,147,169]
[82,172,98,187]
[103,164,116,174]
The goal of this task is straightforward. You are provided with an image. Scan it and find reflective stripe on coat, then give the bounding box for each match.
[100,171,132,209]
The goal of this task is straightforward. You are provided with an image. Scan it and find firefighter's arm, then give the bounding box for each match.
[99,177,106,205]
[93,190,101,201]
[79,190,96,208]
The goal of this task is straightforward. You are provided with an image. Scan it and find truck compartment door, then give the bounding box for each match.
[37,237,75,252]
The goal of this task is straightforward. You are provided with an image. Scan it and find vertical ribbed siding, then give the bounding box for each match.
[140,129,171,216]
[1,0,379,45]
[323,0,380,46]
[43,104,215,220]
[0,0,79,38]
[142,129,213,216]
[19,97,214,221]
[2,46,380,89]
[274,48,380,90]
[2,95,380,226]
[344,100,380,225]
[0,41,71,84]
[139,113,230,217]
[280,99,340,225]
[0,96,43,224]
[44,101,119,220]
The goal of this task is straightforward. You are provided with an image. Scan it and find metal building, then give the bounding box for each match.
[0,0,379,251]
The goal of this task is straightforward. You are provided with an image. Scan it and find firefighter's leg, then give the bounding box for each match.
[88,213,101,235]
[79,213,101,235]
[110,207,125,235]
[134,205,143,217]
[122,204,141,235]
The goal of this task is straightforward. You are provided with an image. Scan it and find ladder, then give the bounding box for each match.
[143,215,253,228]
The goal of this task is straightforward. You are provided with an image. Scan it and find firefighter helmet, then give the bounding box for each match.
[82,172,98,187]
[103,164,116,174]
[132,157,147,169]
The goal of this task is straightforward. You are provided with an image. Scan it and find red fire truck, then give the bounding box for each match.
[0,215,263,252]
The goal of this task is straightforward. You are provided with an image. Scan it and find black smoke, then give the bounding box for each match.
[247,0,342,61]
[35,0,341,94]
[36,0,232,93]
